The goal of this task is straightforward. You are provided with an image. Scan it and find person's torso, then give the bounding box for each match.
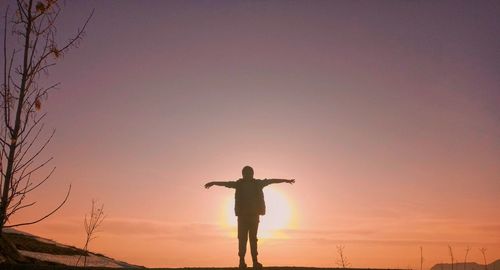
[234,179,266,216]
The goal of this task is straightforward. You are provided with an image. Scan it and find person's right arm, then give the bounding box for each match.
[204,181,237,189]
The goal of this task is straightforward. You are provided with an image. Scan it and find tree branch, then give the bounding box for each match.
[4,184,71,228]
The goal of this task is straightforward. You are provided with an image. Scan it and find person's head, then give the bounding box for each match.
[242,166,254,179]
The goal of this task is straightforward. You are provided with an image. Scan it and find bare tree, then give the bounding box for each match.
[479,248,487,270]
[464,246,471,270]
[449,245,455,270]
[420,246,424,270]
[0,0,91,261]
[76,199,105,267]
[336,244,351,268]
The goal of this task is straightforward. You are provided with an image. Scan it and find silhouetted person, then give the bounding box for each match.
[205,166,295,269]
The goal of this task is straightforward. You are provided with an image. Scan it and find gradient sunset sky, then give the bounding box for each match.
[1,0,499,268]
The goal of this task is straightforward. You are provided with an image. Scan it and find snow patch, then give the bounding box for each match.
[19,250,125,268]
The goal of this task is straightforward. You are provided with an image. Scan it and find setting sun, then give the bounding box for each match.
[222,188,294,238]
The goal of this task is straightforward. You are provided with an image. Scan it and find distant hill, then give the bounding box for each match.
[431,260,500,270]
[1,228,142,268]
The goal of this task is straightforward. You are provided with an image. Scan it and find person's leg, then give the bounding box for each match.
[238,216,250,268]
[248,215,261,268]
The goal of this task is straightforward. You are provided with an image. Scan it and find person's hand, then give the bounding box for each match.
[205,182,214,189]
[287,179,295,184]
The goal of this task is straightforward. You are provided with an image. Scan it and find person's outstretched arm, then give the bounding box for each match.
[263,178,295,186]
[204,181,237,189]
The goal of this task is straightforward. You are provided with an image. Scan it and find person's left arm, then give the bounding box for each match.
[262,178,295,186]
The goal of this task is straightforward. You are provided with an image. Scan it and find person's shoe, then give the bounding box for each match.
[239,261,247,269]
[253,261,263,269]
